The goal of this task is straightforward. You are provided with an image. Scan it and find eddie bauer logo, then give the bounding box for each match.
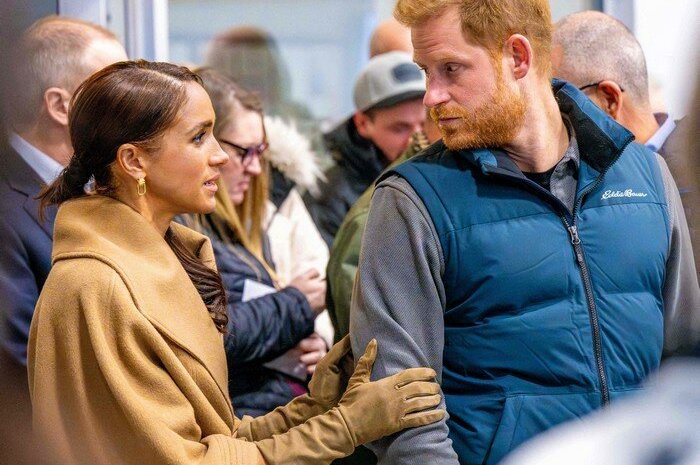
[601,189,648,200]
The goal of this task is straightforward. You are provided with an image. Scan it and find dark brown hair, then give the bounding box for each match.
[39,60,229,333]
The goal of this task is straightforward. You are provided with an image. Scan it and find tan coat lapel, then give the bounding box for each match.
[53,196,230,409]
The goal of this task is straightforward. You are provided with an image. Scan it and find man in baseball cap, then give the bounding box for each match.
[305,51,426,246]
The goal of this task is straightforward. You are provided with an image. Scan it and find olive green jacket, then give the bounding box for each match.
[327,133,431,342]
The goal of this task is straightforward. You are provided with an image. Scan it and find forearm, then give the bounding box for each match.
[235,394,327,441]
[350,177,459,465]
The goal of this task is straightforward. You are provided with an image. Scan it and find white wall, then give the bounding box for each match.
[632,0,700,117]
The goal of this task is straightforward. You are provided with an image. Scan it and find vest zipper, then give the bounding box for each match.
[557,137,633,407]
[561,216,609,406]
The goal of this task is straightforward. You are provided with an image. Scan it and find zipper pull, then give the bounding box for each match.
[567,225,581,245]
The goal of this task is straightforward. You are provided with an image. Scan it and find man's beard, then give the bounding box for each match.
[430,76,527,151]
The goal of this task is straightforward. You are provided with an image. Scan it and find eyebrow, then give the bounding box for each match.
[189,121,214,134]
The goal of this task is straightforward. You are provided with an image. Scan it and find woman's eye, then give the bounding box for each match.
[193,132,206,144]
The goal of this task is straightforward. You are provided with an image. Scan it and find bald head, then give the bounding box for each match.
[7,16,127,131]
[553,11,649,107]
[369,18,412,57]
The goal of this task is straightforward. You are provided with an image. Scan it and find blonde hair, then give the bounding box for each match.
[194,67,278,284]
[394,0,553,77]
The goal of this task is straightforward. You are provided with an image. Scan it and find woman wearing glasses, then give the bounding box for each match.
[189,68,328,418]
[29,60,444,464]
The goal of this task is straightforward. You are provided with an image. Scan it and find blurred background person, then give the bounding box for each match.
[193,68,329,418]
[304,51,426,246]
[552,11,697,279]
[369,18,412,58]
[0,16,127,457]
[263,114,334,348]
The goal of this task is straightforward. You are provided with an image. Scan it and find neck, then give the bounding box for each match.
[622,108,660,144]
[115,189,174,237]
[503,83,568,173]
[16,122,72,167]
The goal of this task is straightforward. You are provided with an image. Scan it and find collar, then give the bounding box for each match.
[646,113,677,153]
[52,195,231,413]
[7,132,64,185]
[458,80,634,176]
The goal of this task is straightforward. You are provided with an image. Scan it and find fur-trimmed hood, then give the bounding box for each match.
[263,115,324,196]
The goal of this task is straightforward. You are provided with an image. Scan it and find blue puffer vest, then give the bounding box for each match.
[388,80,670,465]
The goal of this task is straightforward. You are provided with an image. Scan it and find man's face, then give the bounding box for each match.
[355,97,426,162]
[412,6,527,150]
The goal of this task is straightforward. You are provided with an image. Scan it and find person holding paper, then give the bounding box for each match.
[189,68,328,417]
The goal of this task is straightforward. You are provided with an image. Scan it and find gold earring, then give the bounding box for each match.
[137,177,147,196]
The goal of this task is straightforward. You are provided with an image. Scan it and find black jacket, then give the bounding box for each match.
[205,230,315,417]
[304,118,386,247]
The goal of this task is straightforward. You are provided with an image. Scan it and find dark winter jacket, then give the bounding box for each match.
[204,226,316,417]
[304,118,386,247]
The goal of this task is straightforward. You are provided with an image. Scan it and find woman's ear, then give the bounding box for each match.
[44,87,72,127]
[115,143,147,181]
[505,34,533,80]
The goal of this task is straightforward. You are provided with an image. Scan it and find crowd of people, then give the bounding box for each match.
[0,1,697,464]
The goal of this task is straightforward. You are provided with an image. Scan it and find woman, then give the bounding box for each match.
[192,68,328,417]
[28,60,443,464]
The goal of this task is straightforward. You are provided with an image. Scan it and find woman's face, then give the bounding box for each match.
[140,82,229,217]
[216,106,264,205]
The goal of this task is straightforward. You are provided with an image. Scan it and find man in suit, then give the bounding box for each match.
[0,16,127,372]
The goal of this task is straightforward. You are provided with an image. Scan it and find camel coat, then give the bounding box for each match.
[28,195,261,464]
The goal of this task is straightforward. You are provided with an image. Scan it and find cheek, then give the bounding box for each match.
[220,158,244,185]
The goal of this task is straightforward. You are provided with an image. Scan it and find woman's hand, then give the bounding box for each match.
[288,269,326,314]
[297,333,328,375]
[335,339,444,446]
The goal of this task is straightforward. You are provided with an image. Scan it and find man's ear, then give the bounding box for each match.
[44,87,72,127]
[115,143,147,182]
[505,34,532,80]
[353,111,373,139]
[594,80,624,120]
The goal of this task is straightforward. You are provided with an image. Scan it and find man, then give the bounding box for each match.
[0,16,128,368]
[304,51,426,246]
[369,18,413,58]
[350,2,699,465]
[552,11,696,277]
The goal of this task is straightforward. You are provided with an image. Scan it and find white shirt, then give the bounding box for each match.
[645,113,677,153]
[8,132,64,185]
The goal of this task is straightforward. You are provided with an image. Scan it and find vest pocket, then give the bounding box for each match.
[483,395,524,465]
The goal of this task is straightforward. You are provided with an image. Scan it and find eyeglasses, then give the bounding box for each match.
[218,138,269,167]
[578,81,625,93]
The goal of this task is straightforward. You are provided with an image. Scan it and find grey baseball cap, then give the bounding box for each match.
[353,51,426,113]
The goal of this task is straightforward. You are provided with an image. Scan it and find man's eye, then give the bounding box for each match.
[445,63,460,74]
[193,132,205,143]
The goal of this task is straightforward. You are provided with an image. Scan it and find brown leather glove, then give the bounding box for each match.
[253,339,445,464]
[235,335,355,441]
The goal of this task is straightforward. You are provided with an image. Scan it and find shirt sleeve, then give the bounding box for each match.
[655,154,700,354]
[350,175,460,465]
[0,217,40,365]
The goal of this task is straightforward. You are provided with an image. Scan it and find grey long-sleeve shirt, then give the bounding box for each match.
[350,149,699,465]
